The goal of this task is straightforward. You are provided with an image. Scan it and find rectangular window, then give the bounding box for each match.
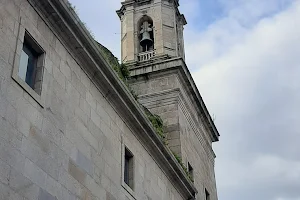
[124,147,134,189]
[188,162,194,182]
[205,189,210,200]
[18,31,44,95]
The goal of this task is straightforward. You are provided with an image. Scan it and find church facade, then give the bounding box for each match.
[0,0,219,200]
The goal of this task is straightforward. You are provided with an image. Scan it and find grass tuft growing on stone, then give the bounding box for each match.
[95,41,138,99]
[143,106,166,142]
[171,151,194,182]
[66,1,95,38]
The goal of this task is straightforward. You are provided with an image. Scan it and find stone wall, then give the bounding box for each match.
[129,61,218,200]
[178,106,218,200]
[0,0,190,199]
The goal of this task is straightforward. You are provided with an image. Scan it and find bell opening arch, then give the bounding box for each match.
[138,15,154,53]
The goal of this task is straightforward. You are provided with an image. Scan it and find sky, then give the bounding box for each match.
[68,0,300,199]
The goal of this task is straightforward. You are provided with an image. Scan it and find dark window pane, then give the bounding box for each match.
[205,189,210,200]
[19,43,38,89]
[124,147,133,189]
[18,50,29,82]
[124,156,129,184]
[188,162,194,181]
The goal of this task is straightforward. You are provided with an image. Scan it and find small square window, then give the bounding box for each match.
[18,31,45,95]
[124,147,134,189]
[205,189,210,200]
[187,162,194,182]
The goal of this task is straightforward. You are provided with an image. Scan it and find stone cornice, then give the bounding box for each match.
[129,57,220,142]
[117,0,187,25]
[28,0,197,199]
[138,88,216,161]
[139,88,180,108]
[177,94,216,162]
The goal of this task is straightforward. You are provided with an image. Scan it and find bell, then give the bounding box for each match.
[140,31,153,48]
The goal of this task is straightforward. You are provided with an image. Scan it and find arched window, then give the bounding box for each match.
[138,16,154,52]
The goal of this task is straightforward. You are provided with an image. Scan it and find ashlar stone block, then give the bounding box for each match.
[70,149,93,176]
[9,168,40,200]
[38,188,57,200]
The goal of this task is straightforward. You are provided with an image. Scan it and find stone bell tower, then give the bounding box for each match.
[117,1,219,199]
[117,0,186,63]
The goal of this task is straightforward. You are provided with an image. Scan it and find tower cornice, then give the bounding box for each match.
[128,57,220,142]
[117,0,187,25]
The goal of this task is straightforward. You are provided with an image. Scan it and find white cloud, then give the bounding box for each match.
[189,0,300,199]
[184,0,295,71]
[193,0,300,125]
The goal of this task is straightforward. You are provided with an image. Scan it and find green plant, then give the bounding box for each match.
[66,1,77,12]
[96,44,136,100]
[171,151,194,182]
[95,42,131,81]
[143,106,166,141]
[173,151,182,163]
[66,1,95,38]
[129,87,138,100]
[120,63,130,80]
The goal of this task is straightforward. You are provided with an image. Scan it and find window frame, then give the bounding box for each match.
[124,147,134,188]
[121,142,136,199]
[19,36,40,89]
[12,26,46,107]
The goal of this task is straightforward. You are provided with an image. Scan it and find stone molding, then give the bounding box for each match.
[28,0,197,199]
[117,0,186,25]
[138,88,216,162]
[129,57,220,142]
[177,94,216,164]
[139,88,180,108]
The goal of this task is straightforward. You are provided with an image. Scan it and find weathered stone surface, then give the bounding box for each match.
[38,188,57,200]
[9,168,40,200]
[106,191,117,200]
[129,62,219,199]
[21,137,60,181]
[0,158,10,185]
[0,0,218,200]
[70,149,93,176]
[68,158,86,184]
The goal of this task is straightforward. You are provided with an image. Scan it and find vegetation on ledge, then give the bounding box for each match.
[143,106,166,143]
[172,151,194,183]
[96,40,167,144]
[96,42,130,81]
[94,41,194,182]
[67,0,193,184]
